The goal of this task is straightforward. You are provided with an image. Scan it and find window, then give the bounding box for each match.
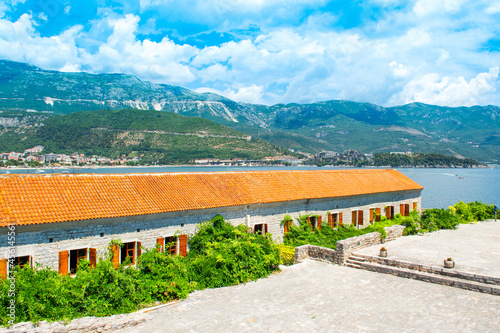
[283,219,293,234]
[165,236,177,255]
[352,210,364,226]
[413,202,418,211]
[385,206,395,219]
[13,255,31,269]
[328,213,343,227]
[121,242,141,265]
[70,248,88,275]
[369,208,382,223]
[254,223,268,235]
[306,216,322,231]
[59,248,96,275]
[0,256,32,279]
[156,235,188,257]
[400,203,410,216]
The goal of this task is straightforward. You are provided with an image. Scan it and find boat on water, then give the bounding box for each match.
[36,169,45,174]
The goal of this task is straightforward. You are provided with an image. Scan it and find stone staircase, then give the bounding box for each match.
[346,253,500,295]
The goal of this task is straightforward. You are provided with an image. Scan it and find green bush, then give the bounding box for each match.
[283,216,402,250]
[452,201,495,222]
[0,215,280,326]
[421,208,460,230]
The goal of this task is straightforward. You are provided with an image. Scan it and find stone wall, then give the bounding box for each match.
[294,225,406,265]
[1,190,417,271]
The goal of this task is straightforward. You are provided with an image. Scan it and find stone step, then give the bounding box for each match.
[345,258,365,266]
[350,253,500,286]
[345,262,362,269]
[348,260,500,296]
[348,255,366,262]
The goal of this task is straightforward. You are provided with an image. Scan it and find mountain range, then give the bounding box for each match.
[1,59,498,163]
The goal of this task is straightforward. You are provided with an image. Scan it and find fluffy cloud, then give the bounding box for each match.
[389,67,500,106]
[0,0,499,107]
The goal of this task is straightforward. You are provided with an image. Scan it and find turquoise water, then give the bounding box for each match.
[4,165,499,209]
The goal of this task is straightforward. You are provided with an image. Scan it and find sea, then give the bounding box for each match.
[4,165,499,209]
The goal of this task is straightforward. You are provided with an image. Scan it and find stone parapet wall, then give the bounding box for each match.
[358,253,500,286]
[294,225,405,265]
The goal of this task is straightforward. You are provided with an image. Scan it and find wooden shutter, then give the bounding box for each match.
[111,244,120,269]
[179,234,187,257]
[0,259,7,279]
[89,248,97,268]
[59,250,69,276]
[358,210,364,226]
[385,206,391,219]
[306,216,311,227]
[375,208,381,222]
[136,242,142,262]
[317,216,322,231]
[284,221,289,234]
[413,202,418,211]
[263,224,268,234]
[400,204,405,216]
[156,237,165,252]
[405,204,410,216]
[369,208,374,222]
[339,212,343,227]
[328,214,332,226]
[352,211,357,226]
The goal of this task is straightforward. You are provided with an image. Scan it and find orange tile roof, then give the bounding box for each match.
[0,169,422,227]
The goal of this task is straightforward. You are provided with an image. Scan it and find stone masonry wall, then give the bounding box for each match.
[294,225,406,265]
[1,191,417,271]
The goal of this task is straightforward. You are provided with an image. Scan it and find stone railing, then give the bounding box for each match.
[294,225,405,265]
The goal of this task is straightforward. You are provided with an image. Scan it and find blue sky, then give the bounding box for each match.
[0,0,499,107]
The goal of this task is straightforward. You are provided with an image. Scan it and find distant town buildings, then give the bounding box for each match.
[0,145,139,166]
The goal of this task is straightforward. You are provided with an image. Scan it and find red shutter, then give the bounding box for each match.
[136,242,142,262]
[157,237,165,252]
[306,216,311,226]
[111,244,120,269]
[89,248,97,268]
[358,210,364,225]
[179,234,187,257]
[59,250,69,276]
[0,259,7,279]
[317,216,322,231]
[339,212,343,227]
[352,211,357,226]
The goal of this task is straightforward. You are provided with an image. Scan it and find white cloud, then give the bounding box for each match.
[389,67,499,106]
[413,0,465,16]
[0,1,500,107]
[196,84,266,104]
[486,2,500,14]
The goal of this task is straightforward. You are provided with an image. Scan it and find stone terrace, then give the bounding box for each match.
[354,220,500,277]
[117,260,500,333]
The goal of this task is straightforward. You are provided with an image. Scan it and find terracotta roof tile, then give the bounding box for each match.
[0,169,422,227]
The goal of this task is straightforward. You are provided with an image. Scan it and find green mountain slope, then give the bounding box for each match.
[0,109,294,163]
[1,60,499,162]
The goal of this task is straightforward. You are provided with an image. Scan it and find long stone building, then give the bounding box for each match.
[0,169,422,277]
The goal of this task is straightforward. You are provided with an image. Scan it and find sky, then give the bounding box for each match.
[0,0,499,107]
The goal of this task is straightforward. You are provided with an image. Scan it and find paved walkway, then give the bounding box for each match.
[120,259,500,333]
[356,220,500,277]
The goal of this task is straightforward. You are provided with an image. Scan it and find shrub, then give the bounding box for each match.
[0,215,280,326]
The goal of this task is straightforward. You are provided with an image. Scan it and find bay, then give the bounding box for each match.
[4,165,499,209]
